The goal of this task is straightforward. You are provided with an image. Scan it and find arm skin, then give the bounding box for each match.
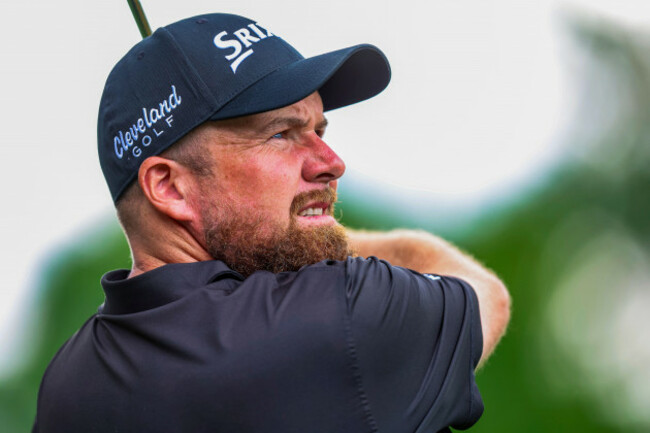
[347,229,511,367]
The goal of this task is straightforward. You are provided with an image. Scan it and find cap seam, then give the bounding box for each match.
[160,27,219,108]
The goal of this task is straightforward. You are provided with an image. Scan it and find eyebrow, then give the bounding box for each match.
[258,116,328,134]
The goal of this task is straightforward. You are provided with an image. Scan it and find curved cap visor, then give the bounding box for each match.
[211,44,391,120]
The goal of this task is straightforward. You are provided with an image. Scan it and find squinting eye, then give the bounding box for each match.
[271,132,284,139]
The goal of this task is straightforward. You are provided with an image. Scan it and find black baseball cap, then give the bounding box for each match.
[98,13,391,203]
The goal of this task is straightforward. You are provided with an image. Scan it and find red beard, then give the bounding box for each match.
[202,188,353,277]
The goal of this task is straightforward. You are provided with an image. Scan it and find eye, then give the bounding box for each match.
[269,130,290,141]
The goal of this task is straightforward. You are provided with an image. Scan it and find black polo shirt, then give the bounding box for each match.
[33,256,483,432]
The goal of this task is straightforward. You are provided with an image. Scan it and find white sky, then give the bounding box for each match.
[0,0,649,374]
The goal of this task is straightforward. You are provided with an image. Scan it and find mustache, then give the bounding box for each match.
[290,187,338,215]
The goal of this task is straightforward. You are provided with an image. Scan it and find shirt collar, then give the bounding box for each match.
[99,261,243,315]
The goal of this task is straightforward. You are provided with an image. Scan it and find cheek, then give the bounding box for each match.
[217,156,300,211]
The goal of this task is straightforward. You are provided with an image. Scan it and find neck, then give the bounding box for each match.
[126,221,213,279]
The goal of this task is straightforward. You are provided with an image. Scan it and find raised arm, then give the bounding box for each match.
[347,229,510,366]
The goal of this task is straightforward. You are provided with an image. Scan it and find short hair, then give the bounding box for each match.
[115,126,213,237]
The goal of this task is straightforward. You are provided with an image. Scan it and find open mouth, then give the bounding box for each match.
[297,202,330,217]
[290,188,337,222]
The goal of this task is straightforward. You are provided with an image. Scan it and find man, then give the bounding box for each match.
[34,13,510,433]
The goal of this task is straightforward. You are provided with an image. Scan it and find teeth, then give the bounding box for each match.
[299,207,324,216]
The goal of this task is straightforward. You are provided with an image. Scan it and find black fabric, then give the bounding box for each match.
[33,257,483,432]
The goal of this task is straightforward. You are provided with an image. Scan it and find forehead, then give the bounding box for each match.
[204,92,325,136]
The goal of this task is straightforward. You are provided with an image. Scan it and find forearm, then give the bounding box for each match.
[347,228,511,366]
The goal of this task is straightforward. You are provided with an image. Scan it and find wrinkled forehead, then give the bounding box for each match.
[200,92,325,137]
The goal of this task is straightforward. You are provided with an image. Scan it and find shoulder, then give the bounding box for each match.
[280,256,477,310]
[342,255,477,311]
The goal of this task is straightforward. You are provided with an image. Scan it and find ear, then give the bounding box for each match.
[137,156,199,223]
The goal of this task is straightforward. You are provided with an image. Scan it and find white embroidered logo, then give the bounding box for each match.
[213,23,275,73]
[113,85,182,159]
[424,274,441,281]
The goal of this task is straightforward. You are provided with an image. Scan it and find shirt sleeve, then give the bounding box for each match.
[345,256,484,432]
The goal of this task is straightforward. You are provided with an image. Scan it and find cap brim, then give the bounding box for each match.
[210,44,391,120]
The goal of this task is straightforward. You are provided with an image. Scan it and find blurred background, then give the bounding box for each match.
[1,0,649,431]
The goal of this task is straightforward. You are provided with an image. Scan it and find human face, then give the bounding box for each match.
[191,92,351,275]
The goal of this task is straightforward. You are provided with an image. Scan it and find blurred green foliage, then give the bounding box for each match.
[2,15,649,433]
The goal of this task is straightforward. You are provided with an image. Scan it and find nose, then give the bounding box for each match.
[301,133,346,184]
